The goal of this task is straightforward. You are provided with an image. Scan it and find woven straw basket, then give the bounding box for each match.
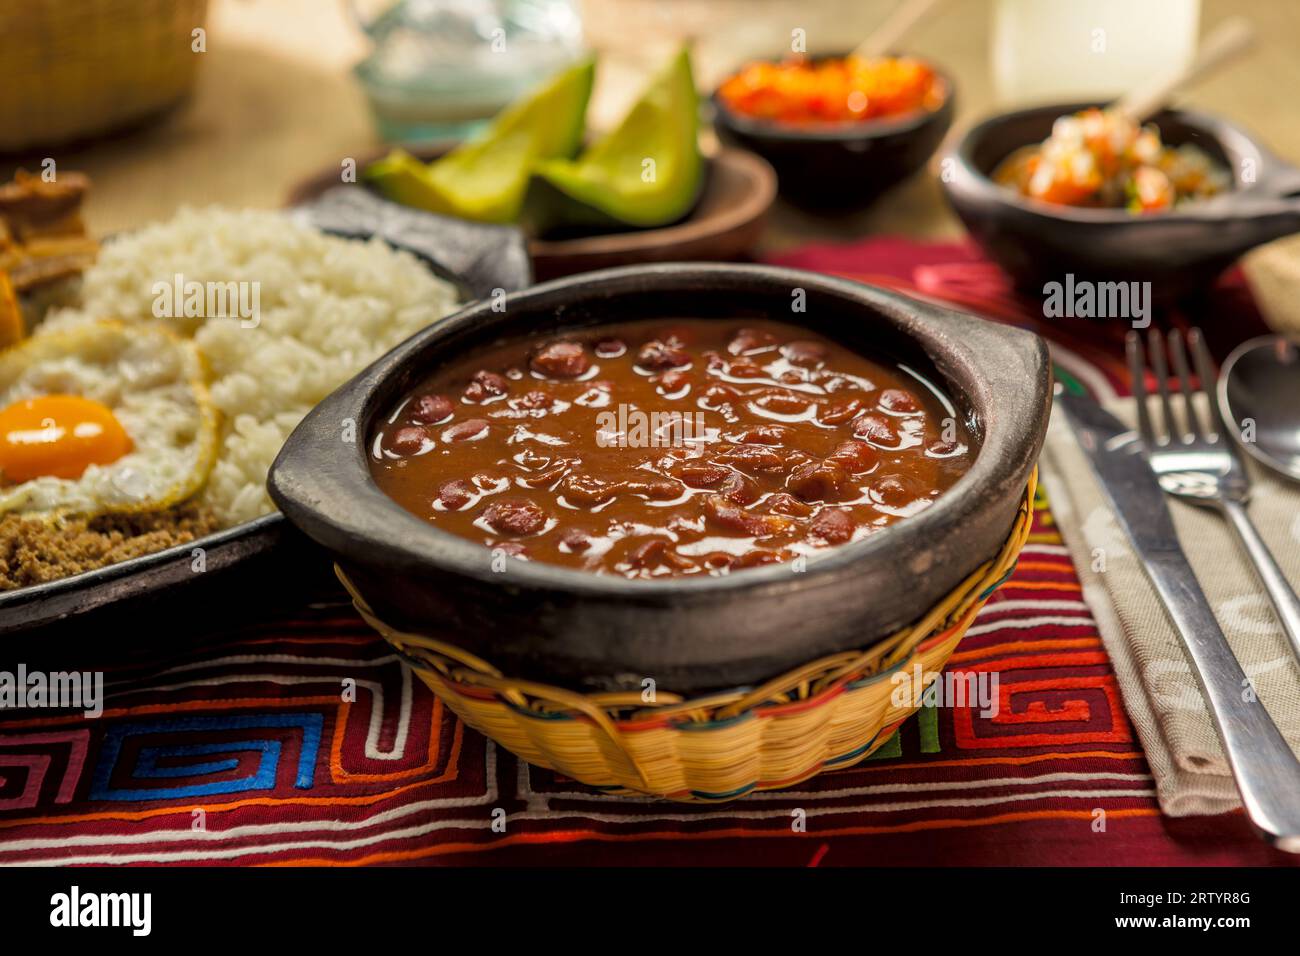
[0,0,209,152]
[340,470,1036,802]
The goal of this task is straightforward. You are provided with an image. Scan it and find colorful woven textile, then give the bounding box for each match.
[1,239,1296,866]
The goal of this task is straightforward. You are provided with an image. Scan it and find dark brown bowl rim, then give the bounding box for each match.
[268,262,1049,601]
[710,52,955,143]
[286,147,778,268]
[527,148,776,258]
[947,101,1300,225]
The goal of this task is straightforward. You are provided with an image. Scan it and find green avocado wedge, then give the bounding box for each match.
[526,47,702,233]
[364,58,595,224]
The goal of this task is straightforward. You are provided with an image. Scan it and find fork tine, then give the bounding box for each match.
[1188,328,1222,441]
[1147,328,1177,445]
[1167,329,1204,441]
[1126,330,1156,447]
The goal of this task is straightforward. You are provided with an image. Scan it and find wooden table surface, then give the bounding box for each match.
[5,0,1298,248]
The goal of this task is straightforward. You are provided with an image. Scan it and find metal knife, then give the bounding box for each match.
[1056,385,1300,852]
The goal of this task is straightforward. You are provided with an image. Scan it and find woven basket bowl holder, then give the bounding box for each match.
[339,469,1038,801]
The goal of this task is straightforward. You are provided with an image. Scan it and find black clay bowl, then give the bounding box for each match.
[268,263,1050,694]
[711,55,955,210]
[942,103,1300,302]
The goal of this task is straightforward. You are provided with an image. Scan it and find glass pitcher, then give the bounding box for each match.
[351,0,585,142]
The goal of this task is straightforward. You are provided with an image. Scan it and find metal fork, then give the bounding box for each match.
[1129,327,1300,664]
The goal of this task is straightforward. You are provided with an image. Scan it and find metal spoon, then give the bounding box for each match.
[1219,335,1300,483]
[1217,335,1300,665]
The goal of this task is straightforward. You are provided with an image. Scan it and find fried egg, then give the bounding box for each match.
[0,321,218,517]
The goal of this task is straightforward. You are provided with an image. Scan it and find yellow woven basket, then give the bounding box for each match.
[340,469,1036,802]
[0,0,209,152]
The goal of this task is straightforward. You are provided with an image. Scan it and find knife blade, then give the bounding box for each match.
[1055,387,1182,554]
[1056,385,1300,851]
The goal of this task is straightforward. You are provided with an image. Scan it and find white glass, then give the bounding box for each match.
[992,0,1201,106]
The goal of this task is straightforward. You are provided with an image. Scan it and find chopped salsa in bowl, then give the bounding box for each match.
[992,107,1229,213]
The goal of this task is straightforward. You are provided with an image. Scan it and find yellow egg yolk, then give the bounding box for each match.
[0,395,133,483]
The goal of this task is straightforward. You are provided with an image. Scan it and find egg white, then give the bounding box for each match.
[0,320,219,517]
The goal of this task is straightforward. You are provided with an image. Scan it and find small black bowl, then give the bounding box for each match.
[711,54,955,210]
[942,103,1300,302]
[268,263,1050,694]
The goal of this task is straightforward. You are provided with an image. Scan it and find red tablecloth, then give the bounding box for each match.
[1,239,1296,866]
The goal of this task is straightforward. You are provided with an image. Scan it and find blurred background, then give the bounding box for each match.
[1,0,1296,245]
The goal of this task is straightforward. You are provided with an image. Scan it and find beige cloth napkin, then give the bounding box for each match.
[1244,236,1300,339]
[1041,399,1300,816]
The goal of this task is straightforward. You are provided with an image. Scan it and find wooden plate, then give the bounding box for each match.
[285,145,776,280]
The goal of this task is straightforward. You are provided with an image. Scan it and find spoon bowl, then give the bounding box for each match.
[1219,335,1300,482]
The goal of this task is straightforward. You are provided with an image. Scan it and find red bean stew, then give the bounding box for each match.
[369,319,975,578]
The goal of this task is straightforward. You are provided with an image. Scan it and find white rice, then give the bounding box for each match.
[44,207,460,525]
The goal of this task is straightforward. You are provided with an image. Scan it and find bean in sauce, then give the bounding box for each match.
[369,319,974,579]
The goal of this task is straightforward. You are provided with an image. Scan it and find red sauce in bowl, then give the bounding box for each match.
[717,55,945,127]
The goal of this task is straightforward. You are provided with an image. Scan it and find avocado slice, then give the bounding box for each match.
[364,58,595,224]
[526,47,703,232]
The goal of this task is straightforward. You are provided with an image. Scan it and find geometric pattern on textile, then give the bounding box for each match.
[1,241,1294,866]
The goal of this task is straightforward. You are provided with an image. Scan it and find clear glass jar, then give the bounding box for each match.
[352,0,585,141]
